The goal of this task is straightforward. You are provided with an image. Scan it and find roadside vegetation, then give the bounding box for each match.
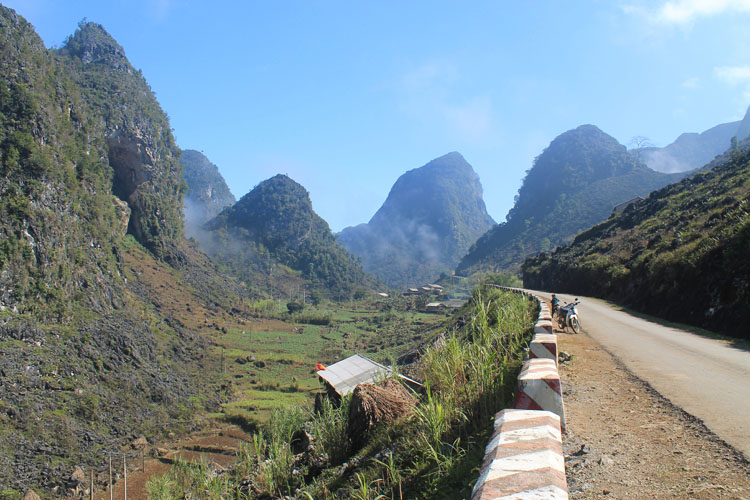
[147,286,536,499]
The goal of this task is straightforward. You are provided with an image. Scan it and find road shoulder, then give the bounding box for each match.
[558,330,750,499]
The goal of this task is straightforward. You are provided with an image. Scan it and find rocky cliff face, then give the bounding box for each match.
[57,21,185,257]
[181,149,236,237]
[338,152,495,288]
[0,9,130,317]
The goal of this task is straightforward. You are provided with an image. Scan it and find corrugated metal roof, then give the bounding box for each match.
[317,354,390,396]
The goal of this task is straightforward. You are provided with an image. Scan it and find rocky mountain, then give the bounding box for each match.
[57,21,185,258]
[456,125,684,276]
[0,9,233,494]
[523,139,750,340]
[637,106,750,173]
[181,149,236,237]
[637,121,740,173]
[338,152,495,288]
[204,174,376,298]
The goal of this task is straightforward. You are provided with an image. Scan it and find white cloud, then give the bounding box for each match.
[714,65,750,112]
[148,0,173,21]
[444,96,494,143]
[395,61,497,145]
[681,76,700,89]
[623,0,750,25]
[401,61,458,94]
[714,65,750,85]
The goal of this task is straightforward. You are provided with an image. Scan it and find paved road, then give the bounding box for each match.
[527,289,750,460]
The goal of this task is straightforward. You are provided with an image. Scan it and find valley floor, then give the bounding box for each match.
[558,330,750,499]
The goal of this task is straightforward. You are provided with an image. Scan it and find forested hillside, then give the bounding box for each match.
[339,152,495,287]
[456,125,684,276]
[523,143,750,339]
[205,174,376,298]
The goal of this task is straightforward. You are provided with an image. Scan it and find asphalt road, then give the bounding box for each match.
[527,289,750,460]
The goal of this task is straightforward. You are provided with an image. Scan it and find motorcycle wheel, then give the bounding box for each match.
[570,316,580,334]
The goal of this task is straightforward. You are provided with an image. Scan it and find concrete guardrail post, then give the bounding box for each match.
[514,358,566,431]
[472,409,568,500]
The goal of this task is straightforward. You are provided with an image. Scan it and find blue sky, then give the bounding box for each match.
[6,0,750,231]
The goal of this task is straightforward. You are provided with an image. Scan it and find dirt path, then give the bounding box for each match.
[555,324,750,499]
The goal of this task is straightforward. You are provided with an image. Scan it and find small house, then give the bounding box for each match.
[425,302,445,313]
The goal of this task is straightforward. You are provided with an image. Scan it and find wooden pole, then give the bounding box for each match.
[123,456,127,500]
[141,450,145,472]
[109,455,113,500]
[90,469,94,500]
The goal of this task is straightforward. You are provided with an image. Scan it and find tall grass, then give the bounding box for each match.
[310,395,351,465]
[403,286,534,496]
[145,457,229,500]
[239,406,308,498]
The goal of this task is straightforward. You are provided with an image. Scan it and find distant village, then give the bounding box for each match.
[376,283,464,313]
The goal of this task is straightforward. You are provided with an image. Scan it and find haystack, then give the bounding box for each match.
[347,379,417,446]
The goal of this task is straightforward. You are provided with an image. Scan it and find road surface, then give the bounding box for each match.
[528,290,750,460]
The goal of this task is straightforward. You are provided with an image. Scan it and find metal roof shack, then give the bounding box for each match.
[317,354,422,398]
[442,300,464,309]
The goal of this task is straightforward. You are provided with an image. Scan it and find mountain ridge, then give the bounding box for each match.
[456,125,685,276]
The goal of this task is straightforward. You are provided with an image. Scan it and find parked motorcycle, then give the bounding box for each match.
[557,299,581,333]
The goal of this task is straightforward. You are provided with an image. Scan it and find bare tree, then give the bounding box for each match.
[629,135,653,166]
